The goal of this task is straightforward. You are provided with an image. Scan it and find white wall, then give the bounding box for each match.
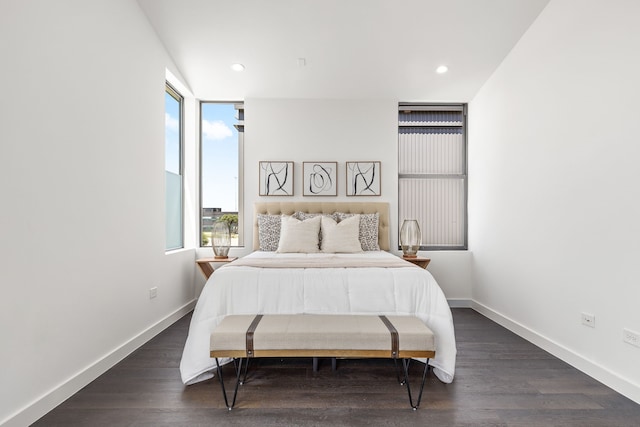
[194,98,473,301]
[0,1,196,425]
[469,0,640,402]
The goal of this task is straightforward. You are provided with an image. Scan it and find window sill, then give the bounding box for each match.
[165,247,195,256]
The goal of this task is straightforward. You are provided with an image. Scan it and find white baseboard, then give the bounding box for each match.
[471,300,640,405]
[447,298,472,308]
[1,300,197,427]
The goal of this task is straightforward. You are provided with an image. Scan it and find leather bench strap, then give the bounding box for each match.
[245,315,402,358]
[246,314,263,358]
[379,315,399,358]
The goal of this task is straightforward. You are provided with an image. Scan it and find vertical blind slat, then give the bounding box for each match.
[398,130,463,174]
[398,178,464,247]
[398,107,466,248]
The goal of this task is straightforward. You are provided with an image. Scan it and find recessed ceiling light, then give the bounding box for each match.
[436,65,448,74]
[231,63,245,72]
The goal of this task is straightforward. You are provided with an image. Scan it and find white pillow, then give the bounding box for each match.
[321,215,363,253]
[276,215,321,253]
[335,212,380,251]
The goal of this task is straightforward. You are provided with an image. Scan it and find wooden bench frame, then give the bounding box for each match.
[210,314,436,410]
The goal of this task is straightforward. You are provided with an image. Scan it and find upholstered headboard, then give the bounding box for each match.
[253,201,390,251]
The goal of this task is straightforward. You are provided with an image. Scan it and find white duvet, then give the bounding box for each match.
[180,251,457,384]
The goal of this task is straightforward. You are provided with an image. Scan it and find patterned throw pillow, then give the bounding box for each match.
[257,214,281,251]
[334,212,380,251]
[295,212,338,221]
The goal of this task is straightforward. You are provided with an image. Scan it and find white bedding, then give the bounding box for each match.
[180,251,457,384]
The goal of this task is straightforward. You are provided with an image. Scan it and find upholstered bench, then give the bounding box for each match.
[210,314,436,410]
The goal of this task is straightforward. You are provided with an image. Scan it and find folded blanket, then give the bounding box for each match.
[223,255,418,269]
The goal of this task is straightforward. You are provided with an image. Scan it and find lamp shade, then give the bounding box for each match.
[211,220,230,259]
[400,219,421,258]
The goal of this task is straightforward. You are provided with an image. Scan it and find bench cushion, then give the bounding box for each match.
[210,314,435,359]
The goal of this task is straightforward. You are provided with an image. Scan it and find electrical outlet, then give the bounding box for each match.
[149,287,158,299]
[623,328,640,348]
[581,313,595,328]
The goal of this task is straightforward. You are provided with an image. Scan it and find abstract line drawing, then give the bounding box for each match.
[259,161,294,196]
[346,161,381,196]
[303,162,337,196]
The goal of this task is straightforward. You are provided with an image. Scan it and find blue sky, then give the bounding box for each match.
[165,99,239,212]
[200,103,239,212]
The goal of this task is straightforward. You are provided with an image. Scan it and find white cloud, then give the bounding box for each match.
[165,113,179,132]
[202,119,233,140]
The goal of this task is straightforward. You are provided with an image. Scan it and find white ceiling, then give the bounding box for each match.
[137,0,550,101]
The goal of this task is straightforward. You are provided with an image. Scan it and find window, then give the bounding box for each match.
[200,102,244,247]
[165,83,183,250]
[398,104,467,250]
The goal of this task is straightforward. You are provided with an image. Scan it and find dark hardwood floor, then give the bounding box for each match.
[33,309,640,426]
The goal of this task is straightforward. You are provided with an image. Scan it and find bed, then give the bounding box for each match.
[180,201,456,385]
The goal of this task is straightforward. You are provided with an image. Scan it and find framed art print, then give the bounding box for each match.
[303,162,337,196]
[259,161,294,196]
[346,161,381,196]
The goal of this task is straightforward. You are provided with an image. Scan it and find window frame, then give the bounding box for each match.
[165,82,184,251]
[199,101,244,248]
[397,103,468,251]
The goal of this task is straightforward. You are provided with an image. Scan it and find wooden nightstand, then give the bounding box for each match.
[402,257,431,269]
[196,257,237,279]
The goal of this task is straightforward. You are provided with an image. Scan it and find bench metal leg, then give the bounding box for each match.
[401,358,430,410]
[214,357,429,410]
[215,357,245,410]
[312,357,337,372]
[393,358,406,385]
[240,357,251,385]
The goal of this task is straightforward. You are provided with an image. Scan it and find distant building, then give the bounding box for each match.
[201,208,238,234]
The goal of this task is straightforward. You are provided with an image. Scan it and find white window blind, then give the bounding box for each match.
[398,104,467,249]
